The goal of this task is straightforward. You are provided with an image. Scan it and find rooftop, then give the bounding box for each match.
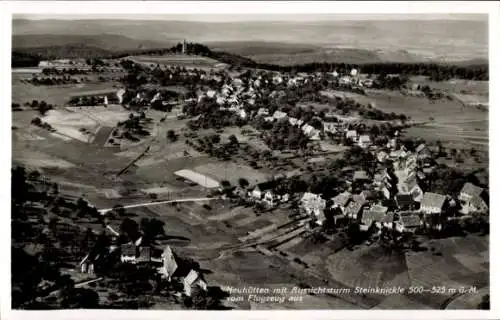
[421,192,447,209]
[460,182,484,198]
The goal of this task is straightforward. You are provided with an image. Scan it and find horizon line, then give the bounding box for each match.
[13,13,488,23]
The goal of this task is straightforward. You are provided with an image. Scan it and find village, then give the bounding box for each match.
[11,40,489,310]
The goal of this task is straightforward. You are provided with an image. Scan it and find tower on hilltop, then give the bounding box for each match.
[182,39,187,54]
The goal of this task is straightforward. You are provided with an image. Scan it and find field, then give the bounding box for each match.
[192,162,271,187]
[128,55,224,69]
[320,87,488,149]
[174,169,220,188]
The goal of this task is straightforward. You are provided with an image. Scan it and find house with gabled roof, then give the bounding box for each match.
[420,192,447,215]
[158,245,178,281]
[184,269,208,297]
[415,143,431,160]
[358,135,372,149]
[301,192,327,225]
[120,243,137,263]
[257,108,269,116]
[398,214,422,233]
[377,151,389,163]
[302,124,321,141]
[289,117,299,127]
[466,196,489,214]
[395,194,415,211]
[360,205,388,231]
[381,212,396,229]
[331,192,352,214]
[272,110,288,120]
[353,170,370,182]
[458,183,484,203]
[346,130,358,142]
[345,199,367,219]
[390,149,407,159]
[323,122,337,134]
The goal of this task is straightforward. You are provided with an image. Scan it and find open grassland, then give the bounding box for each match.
[128,55,222,68]
[410,77,488,97]
[326,245,410,290]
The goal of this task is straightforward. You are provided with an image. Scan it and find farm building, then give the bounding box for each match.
[120,244,137,263]
[353,170,370,182]
[158,245,178,281]
[300,192,327,225]
[395,194,416,211]
[323,122,337,134]
[345,199,366,219]
[357,135,372,148]
[458,182,484,203]
[398,214,422,233]
[458,183,488,214]
[360,205,388,231]
[420,192,447,215]
[183,270,207,297]
[331,191,352,213]
[346,130,358,142]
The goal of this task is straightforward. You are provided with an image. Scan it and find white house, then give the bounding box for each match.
[289,117,299,127]
[302,124,321,140]
[206,90,217,98]
[458,183,488,214]
[300,192,327,225]
[273,111,288,120]
[238,109,248,119]
[360,205,388,231]
[116,89,126,104]
[420,192,447,215]
[257,108,270,116]
[120,244,137,263]
[158,245,178,281]
[183,270,207,297]
[323,122,337,134]
[346,130,359,142]
[358,135,372,148]
[331,192,352,214]
[339,76,351,86]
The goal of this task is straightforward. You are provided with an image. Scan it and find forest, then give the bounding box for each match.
[12,41,488,81]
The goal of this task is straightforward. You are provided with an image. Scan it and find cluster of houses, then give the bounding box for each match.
[38,59,123,72]
[68,88,126,107]
[295,138,489,235]
[78,235,207,297]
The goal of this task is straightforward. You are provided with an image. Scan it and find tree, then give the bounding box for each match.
[140,218,165,241]
[238,178,249,189]
[477,294,489,309]
[61,288,99,309]
[220,180,231,189]
[120,218,139,241]
[228,134,239,146]
[167,130,178,142]
[113,204,126,217]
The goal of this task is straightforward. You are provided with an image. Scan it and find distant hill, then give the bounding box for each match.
[12,34,172,52]
[13,44,114,61]
[206,41,321,56]
[12,18,488,62]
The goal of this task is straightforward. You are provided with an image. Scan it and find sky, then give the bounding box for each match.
[15,13,487,22]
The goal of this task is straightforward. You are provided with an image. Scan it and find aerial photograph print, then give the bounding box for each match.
[10,5,490,311]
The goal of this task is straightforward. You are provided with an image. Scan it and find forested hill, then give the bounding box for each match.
[12,41,488,81]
